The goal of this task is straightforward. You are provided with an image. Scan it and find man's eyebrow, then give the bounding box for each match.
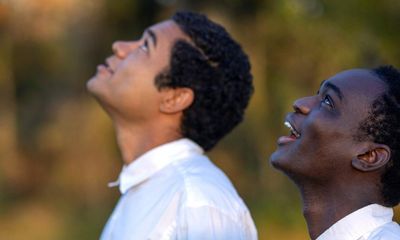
[324,82,344,101]
[145,29,157,47]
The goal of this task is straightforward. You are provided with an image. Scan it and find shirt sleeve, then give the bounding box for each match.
[176,205,258,240]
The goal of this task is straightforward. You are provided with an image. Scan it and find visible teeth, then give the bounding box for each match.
[284,121,301,138]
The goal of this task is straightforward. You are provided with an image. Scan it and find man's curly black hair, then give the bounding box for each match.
[355,65,400,207]
[154,11,253,151]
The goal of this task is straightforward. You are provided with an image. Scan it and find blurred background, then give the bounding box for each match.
[1,0,399,239]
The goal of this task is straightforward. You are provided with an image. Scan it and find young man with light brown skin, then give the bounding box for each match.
[87,11,257,240]
[270,66,400,240]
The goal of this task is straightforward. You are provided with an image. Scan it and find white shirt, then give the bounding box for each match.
[317,204,400,240]
[100,138,258,240]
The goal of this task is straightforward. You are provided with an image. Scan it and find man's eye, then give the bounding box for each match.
[321,95,333,108]
[140,40,149,52]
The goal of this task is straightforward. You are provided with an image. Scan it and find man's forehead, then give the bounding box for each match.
[322,69,387,97]
[146,20,188,42]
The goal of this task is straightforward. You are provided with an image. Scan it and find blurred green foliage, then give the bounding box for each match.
[0,0,399,239]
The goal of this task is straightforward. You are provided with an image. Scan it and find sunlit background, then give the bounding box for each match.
[1,0,399,239]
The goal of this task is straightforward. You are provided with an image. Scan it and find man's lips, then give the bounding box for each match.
[277,120,301,145]
[277,135,297,145]
[96,63,114,75]
[285,121,301,138]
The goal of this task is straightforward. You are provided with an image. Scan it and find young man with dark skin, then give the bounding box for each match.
[87,11,257,240]
[270,66,400,240]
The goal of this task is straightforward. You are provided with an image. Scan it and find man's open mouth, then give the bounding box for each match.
[284,121,301,138]
[276,120,301,145]
[104,62,115,74]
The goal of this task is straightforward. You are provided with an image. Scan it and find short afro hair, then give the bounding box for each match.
[356,65,400,207]
[154,11,253,151]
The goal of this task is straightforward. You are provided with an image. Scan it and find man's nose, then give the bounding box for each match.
[292,96,315,115]
[112,41,137,58]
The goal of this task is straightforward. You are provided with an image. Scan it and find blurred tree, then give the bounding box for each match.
[0,1,19,201]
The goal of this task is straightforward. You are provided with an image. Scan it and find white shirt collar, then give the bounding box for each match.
[110,138,204,194]
[316,204,394,240]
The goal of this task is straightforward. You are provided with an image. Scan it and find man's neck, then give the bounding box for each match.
[113,119,182,165]
[298,180,382,240]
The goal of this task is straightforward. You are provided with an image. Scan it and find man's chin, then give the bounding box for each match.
[86,77,109,99]
[269,150,292,171]
[270,152,308,186]
[86,78,108,105]
[270,149,282,167]
[86,76,99,93]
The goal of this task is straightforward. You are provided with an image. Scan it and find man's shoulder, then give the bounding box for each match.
[368,222,400,240]
[171,155,248,214]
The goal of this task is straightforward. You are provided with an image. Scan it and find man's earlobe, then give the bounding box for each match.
[351,144,391,172]
[159,88,194,114]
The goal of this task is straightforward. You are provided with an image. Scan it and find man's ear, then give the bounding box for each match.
[159,87,194,114]
[351,143,391,172]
